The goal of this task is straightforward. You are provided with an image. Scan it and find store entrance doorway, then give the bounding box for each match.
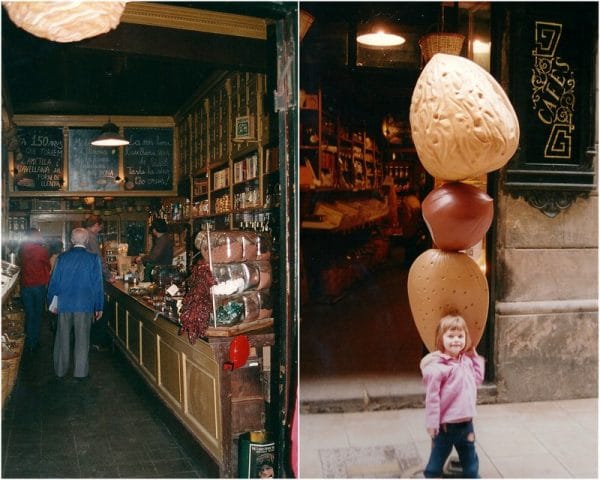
[300,196,435,411]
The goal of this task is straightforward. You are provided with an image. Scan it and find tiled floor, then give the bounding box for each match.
[1,320,215,478]
[300,398,598,478]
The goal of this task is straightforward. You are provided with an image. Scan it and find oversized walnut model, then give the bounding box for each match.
[410,53,520,181]
[4,1,126,43]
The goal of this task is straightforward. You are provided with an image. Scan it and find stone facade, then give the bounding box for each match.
[493,192,598,402]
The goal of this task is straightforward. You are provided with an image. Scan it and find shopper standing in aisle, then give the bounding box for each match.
[48,239,63,272]
[135,218,174,280]
[84,215,114,282]
[84,215,114,351]
[47,228,104,380]
[420,313,485,478]
[18,228,51,353]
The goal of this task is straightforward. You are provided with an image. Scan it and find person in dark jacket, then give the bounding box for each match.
[84,214,114,351]
[84,214,114,282]
[135,218,174,266]
[47,228,104,380]
[134,219,174,281]
[19,228,51,352]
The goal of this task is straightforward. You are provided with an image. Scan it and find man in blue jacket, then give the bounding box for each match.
[47,228,104,380]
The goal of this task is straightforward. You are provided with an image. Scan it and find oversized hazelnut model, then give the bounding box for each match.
[422,181,494,251]
[408,249,488,352]
[410,53,520,181]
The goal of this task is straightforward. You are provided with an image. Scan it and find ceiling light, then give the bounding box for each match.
[91,122,129,147]
[357,22,405,47]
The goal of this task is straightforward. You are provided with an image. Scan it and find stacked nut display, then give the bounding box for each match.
[195,230,273,327]
[407,53,520,351]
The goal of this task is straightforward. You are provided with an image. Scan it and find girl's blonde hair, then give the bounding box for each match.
[434,313,472,353]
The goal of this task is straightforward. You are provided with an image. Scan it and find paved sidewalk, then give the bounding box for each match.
[299,398,598,478]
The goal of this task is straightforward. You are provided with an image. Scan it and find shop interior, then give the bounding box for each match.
[299,2,492,407]
[2,2,296,477]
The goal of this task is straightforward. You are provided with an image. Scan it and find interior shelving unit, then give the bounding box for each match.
[300,88,382,191]
[173,71,279,265]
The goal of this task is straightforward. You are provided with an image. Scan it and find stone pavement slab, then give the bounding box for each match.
[299,398,598,478]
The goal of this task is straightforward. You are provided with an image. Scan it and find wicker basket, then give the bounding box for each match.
[1,332,25,398]
[2,350,21,396]
[2,363,11,407]
[419,32,465,62]
[2,309,25,340]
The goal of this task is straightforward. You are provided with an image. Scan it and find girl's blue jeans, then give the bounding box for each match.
[424,420,479,478]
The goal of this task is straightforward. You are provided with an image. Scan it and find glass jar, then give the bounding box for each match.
[212,294,244,326]
[211,262,260,294]
[151,265,184,288]
[212,290,260,325]
[195,230,244,263]
[257,289,273,319]
[241,232,258,261]
[240,290,260,322]
[255,233,272,260]
[247,260,272,290]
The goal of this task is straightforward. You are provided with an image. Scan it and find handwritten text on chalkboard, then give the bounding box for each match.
[15,127,64,191]
[123,128,173,190]
[68,128,120,191]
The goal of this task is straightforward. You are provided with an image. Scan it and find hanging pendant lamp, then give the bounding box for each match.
[357,19,405,47]
[91,120,129,147]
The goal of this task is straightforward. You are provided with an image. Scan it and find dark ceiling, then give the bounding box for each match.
[2,2,293,117]
[300,2,448,121]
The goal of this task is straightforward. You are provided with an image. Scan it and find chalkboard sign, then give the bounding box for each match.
[14,127,64,191]
[123,127,174,191]
[68,128,120,192]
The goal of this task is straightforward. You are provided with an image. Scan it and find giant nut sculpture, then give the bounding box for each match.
[422,181,494,251]
[408,53,520,351]
[408,249,489,353]
[410,53,520,181]
[4,1,126,43]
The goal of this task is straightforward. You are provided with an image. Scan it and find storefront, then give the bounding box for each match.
[1,2,298,477]
[299,1,597,410]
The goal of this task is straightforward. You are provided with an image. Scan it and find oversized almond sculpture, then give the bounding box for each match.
[410,53,520,181]
[408,249,489,352]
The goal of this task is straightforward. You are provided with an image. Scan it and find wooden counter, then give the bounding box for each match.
[104,281,274,478]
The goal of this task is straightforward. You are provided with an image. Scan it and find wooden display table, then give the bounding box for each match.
[105,281,274,478]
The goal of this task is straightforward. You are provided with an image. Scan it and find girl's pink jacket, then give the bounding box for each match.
[420,351,485,429]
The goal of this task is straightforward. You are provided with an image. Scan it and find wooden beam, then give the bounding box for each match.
[77,23,267,72]
[121,2,268,40]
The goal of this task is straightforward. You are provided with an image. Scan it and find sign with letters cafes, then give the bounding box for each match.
[502,3,597,215]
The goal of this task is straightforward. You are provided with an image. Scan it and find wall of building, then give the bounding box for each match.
[493,192,598,402]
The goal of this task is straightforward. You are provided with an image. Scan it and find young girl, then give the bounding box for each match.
[420,313,485,478]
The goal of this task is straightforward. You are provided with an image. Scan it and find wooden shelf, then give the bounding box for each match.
[300,88,382,192]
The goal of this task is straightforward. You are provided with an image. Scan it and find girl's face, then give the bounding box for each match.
[442,328,466,357]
